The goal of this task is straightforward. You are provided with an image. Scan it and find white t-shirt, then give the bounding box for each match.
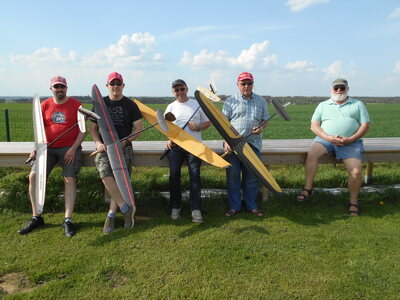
[165,97,209,141]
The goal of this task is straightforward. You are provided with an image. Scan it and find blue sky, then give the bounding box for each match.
[1,0,399,97]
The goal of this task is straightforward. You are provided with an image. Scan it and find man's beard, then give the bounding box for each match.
[331,91,348,102]
[55,91,66,100]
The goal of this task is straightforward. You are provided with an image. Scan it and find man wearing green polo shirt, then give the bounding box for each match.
[296,78,370,215]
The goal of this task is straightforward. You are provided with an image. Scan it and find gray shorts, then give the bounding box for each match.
[31,146,83,178]
[95,145,133,178]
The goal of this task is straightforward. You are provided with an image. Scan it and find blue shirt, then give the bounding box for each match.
[222,92,269,150]
[311,97,370,138]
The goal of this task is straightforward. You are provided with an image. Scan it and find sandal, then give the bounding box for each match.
[225,209,238,217]
[348,202,360,216]
[250,209,264,217]
[296,188,313,202]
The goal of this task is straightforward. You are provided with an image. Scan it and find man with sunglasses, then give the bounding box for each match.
[165,79,211,223]
[19,76,86,237]
[90,72,143,234]
[223,72,269,218]
[296,78,370,216]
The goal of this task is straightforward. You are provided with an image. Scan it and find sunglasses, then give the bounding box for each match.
[53,84,66,89]
[109,81,123,86]
[174,87,186,92]
[239,82,253,86]
[333,85,346,91]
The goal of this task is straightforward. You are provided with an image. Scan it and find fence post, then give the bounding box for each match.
[4,109,11,142]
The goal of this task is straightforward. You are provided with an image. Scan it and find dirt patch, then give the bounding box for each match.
[0,272,35,295]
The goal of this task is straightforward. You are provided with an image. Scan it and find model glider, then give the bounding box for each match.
[31,93,47,214]
[92,84,135,206]
[194,86,283,196]
[89,109,172,157]
[133,99,230,169]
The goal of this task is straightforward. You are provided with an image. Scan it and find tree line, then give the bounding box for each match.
[1,95,400,104]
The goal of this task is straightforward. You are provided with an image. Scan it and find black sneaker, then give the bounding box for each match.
[18,216,45,235]
[62,221,75,237]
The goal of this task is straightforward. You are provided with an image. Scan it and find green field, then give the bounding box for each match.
[1,101,400,298]
[1,102,400,141]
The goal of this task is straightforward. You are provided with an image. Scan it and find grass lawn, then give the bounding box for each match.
[1,164,400,298]
[1,195,400,299]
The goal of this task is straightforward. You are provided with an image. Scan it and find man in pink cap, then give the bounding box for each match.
[222,72,269,217]
[19,76,86,237]
[90,72,143,234]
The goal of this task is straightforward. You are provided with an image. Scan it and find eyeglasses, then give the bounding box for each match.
[239,82,253,86]
[333,85,346,91]
[53,84,66,89]
[109,81,123,86]
[174,87,186,92]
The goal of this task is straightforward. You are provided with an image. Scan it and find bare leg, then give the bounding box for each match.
[343,158,362,215]
[28,171,39,216]
[64,177,76,218]
[109,199,119,214]
[297,143,327,199]
[101,176,126,209]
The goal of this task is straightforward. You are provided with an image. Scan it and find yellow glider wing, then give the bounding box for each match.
[133,99,230,169]
[194,87,283,195]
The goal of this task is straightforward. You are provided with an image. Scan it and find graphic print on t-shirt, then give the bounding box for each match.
[52,111,65,124]
[109,106,124,127]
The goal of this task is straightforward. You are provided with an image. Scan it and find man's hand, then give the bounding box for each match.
[95,142,107,153]
[188,121,199,131]
[64,148,76,164]
[252,126,263,135]
[166,140,175,150]
[223,141,232,153]
[29,150,37,160]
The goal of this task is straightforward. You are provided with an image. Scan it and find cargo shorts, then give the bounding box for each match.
[95,145,133,178]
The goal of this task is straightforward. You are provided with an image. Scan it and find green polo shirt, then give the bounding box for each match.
[311,97,370,137]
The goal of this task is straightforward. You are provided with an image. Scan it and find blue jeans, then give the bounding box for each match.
[226,144,260,211]
[167,146,202,210]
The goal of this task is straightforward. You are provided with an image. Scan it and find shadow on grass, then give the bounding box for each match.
[266,188,400,225]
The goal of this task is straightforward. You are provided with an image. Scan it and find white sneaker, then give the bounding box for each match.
[171,208,181,220]
[192,210,204,223]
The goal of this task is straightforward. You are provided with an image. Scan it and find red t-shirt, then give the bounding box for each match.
[41,97,81,148]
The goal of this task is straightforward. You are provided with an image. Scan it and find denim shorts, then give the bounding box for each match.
[314,136,364,160]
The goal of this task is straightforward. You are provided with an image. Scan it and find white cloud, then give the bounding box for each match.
[388,7,400,19]
[285,60,315,71]
[10,47,77,68]
[394,61,400,73]
[264,54,278,66]
[179,41,274,70]
[324,60,343,77]
[8,32,160,70]
[83,33,157,68]
[285,0,330,12]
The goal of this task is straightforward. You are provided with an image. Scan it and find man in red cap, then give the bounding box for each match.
[90,72,143,234]
[19,76,86,237]
[222,72,269,217]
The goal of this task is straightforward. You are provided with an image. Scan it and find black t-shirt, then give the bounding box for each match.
[94,96,143,141]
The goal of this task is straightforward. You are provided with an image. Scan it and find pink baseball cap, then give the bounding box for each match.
[50,76,68,87]
[237,72,254,82]
[107,72,124,84]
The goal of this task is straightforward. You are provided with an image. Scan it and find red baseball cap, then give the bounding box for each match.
[237,72,254,82]
[107,72,124,84]
[50,76,68,87]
